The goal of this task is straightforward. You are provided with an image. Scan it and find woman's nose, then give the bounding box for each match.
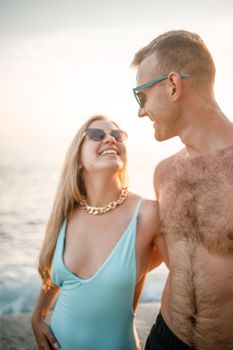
[103,132,116,143]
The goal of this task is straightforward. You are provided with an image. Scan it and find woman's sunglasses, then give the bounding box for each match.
[83,128,128,143]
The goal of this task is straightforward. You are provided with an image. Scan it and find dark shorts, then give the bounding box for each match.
[145,311,195,350]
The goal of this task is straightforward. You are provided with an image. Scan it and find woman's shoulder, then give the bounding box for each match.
[140,199,159,225]
[128,193,159,227]
[128,192,157,206]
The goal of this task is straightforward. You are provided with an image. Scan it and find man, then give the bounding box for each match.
[131,30,233,350]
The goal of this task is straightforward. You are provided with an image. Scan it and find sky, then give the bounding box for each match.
[1,0,233,197]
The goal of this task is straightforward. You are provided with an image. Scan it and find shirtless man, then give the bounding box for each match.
[131,30,233,350]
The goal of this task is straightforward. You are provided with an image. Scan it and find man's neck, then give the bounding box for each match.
[179,99,233,157]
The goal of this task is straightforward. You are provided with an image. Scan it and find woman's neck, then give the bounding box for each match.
[83,175,123,207]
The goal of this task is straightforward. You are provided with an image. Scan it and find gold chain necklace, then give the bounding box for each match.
[79,187,128,215]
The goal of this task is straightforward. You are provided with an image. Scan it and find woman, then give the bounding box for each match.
[31,115,167,350]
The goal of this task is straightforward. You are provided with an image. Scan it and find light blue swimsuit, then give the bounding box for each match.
[50,199,143,350]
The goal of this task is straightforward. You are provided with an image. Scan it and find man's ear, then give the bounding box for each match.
[167,72,182,101]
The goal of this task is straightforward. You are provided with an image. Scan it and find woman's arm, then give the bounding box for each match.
[147,244,163,271]
[31,285,60,350]
[139,199,169,272]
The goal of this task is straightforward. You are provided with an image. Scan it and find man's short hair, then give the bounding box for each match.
[131,30,216,89]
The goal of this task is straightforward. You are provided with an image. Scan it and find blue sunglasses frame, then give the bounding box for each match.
[133,73,189,107]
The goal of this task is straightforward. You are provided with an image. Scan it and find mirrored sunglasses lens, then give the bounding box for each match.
[86,129,105,141]
[139,96,144,108]
[135,93,144,108]
[111,130,127,142]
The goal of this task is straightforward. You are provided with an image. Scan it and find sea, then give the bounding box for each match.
[0,150,168,315]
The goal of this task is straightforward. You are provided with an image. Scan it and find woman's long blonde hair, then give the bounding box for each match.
[39,115,127,290]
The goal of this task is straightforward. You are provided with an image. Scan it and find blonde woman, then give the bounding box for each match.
[31,115,167,350]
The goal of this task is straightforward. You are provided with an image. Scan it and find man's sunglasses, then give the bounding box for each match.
[83,128,128,143]
[133,73,189,108]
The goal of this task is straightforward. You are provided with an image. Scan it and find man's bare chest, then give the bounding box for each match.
[159,149,233,253]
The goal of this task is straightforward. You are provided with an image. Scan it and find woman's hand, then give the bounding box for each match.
[31,317,59,350]
[31,286,60,349]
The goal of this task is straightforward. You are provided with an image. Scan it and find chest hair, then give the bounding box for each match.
[159,146,233,254]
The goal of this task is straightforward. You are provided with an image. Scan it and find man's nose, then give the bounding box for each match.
[138,107,147,118]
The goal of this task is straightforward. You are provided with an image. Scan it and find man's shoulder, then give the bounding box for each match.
[155,148,186,175]
[153,148,186,195]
